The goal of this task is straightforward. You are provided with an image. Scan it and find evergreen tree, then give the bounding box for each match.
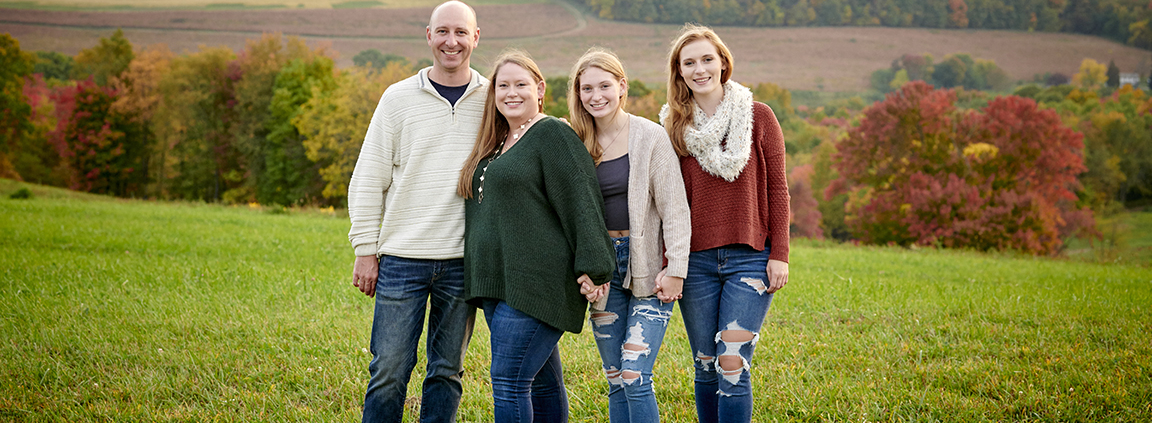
[1105,59,1120,88]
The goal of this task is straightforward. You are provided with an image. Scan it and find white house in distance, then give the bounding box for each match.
[1119,72,1141,87]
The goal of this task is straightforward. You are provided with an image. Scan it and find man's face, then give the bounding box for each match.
[426,4,478,75]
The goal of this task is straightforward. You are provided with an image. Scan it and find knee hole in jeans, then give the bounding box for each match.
[621,322,652,361]
[717,329,756,385]
[590,311,618,327]
[695,352,716,371]
[605,367,624,386]
[621,370,641,385]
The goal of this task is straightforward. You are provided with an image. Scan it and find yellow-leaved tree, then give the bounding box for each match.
[1072,58,1108,90]
[295,62,412,204]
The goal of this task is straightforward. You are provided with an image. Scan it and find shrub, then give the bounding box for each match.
[9,187,32,199]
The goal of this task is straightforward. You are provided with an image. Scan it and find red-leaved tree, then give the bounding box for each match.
[49,78,148,196]
[788,164,823,239]
[830,81,1093,255]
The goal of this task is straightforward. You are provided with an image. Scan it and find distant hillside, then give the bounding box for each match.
[578,0,1152,50]
[2,2,1149,91]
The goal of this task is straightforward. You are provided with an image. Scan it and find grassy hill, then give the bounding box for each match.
[2,0,1149,91]
[2,180,1150,421]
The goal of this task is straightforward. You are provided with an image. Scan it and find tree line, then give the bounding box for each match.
[783,62,1151,254]
[3,30,1150,255]
[580,0,1152,49]
[3,31,411,206]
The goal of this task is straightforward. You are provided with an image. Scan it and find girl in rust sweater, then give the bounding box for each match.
[659,24,791,423]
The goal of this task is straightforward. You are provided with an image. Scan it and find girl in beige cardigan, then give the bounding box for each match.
[567,47,692,423]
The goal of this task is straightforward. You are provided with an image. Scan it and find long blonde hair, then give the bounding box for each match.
[457,50,546,198]
[664,24,735,157]
[567,47,628,165]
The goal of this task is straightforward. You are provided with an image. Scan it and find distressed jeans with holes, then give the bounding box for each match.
[678,245,774,423]
[363,255,475,423]
[589,236,674,423]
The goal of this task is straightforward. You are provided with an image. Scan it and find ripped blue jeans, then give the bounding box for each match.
[678,245,774,423]
[589,236,674,423]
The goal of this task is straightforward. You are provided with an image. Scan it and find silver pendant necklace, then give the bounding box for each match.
[478,116,536,204]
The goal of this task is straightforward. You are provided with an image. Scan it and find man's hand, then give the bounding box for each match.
[353,255,379,297]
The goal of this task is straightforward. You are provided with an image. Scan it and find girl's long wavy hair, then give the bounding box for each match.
[664,24,735,157]
[566,47,628,165]
[457,49,546,198]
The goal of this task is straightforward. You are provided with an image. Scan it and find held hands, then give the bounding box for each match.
[766,259,789,294]
[577,273,607,303]
[653,268,684,303]
[353,255,379,297]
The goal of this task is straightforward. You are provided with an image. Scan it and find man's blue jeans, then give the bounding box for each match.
[678,245,774,423]
[479,299,569,423]
[590,236,674,423]
[362,255,474,423]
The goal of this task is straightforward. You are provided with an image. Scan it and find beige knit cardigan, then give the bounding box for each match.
[593,114,692,309]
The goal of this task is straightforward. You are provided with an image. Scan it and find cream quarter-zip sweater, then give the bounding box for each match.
[347,67,488,259]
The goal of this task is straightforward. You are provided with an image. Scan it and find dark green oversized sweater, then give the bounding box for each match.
[463,117,616,333]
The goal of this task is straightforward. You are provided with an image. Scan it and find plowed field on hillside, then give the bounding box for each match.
[3,4,1148,90]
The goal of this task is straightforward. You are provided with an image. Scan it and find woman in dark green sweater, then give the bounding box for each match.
[456,50,616,422]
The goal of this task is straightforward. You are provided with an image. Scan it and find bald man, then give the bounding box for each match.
[346,2,485,422]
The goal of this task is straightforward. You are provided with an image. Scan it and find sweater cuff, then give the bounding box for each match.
[768,243,789,263]
[354,244,379,257]
[664,260,689,279]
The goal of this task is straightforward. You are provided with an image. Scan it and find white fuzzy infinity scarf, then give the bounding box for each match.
[660,80,753,182]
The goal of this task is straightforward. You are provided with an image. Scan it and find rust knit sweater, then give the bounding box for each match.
[680,101,790,262]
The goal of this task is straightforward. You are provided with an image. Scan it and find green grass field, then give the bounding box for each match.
[2,180,1151,422]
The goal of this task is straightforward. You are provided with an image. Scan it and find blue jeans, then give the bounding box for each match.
[590,236,674,423]
[678,245,774,423]
[480,299,569,423]
[362,255,475,423]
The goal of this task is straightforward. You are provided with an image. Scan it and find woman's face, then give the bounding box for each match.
[578,66,626,121]
[678,39,726,98]
[494,62,545,123]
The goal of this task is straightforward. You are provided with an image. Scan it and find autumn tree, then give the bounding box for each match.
[295,60,410,205]
[153,46,239,201]
[932,55,967,88]
[33,51,73,82]
[1130,16,1152,49]
[261,55,336,205]
[1,34,36,180]
[229,34,323,204]
[106,44,175,198]
[1062,85,1152,210]
[1072,58,1107,90]
[352,49,409,69]
[625,81,665,123]
[948,0,969,28]
[831,81,1092,254]
[17,75,66,186]
[752,81,794,117]
[788,164,823,239]
[812,139,850,240]
[48,79,148,196]
[72,28,134,86]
